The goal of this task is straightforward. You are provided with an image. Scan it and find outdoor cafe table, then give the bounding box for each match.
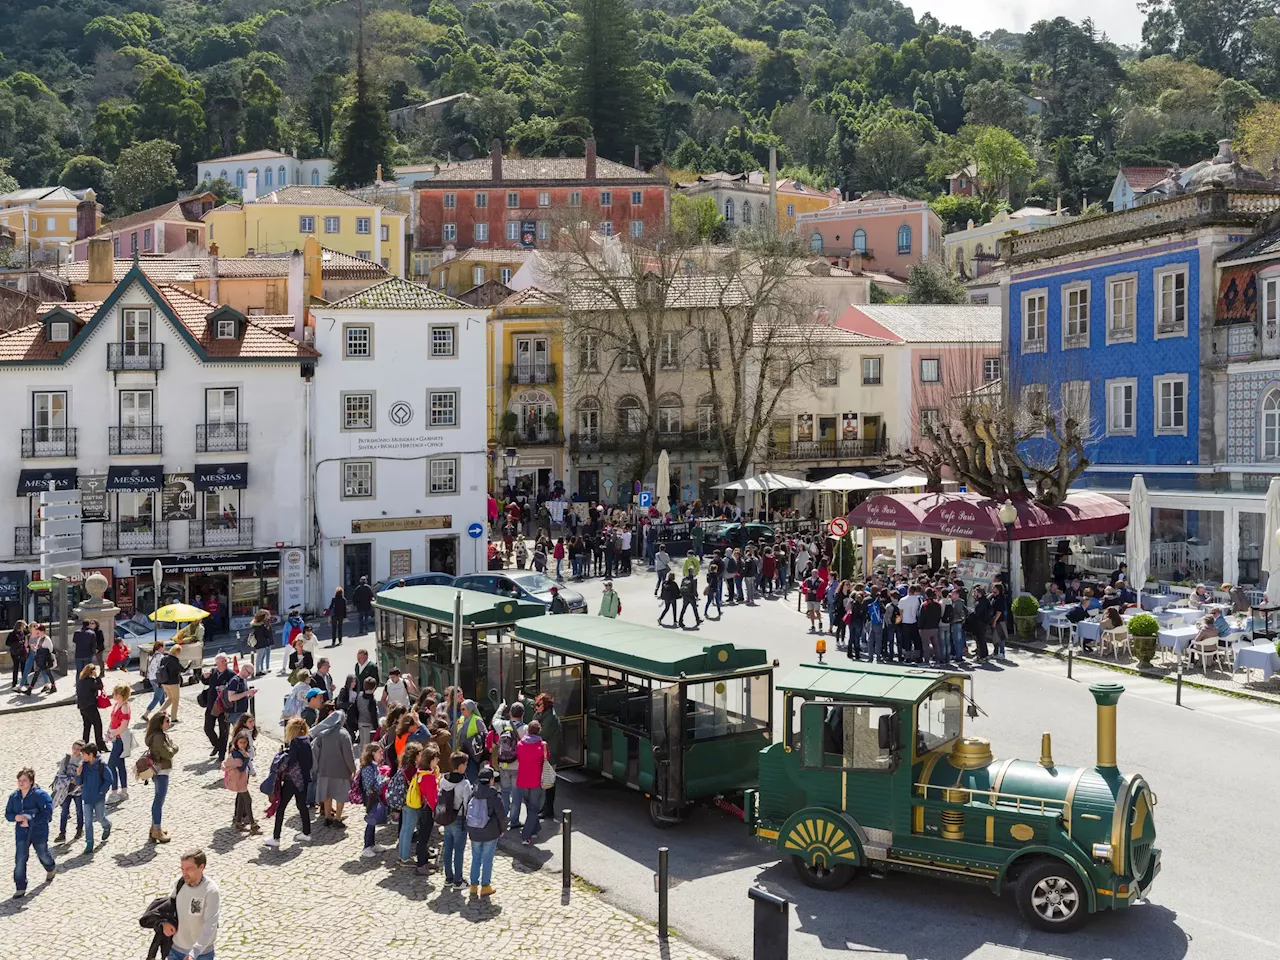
[1234,642,1280,680]
[1157,624,1200,656]
[1141,593,1178,610]
[1036,606,1075,628]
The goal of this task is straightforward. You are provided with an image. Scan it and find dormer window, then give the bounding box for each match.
[41,307,83,345]
[217,320,236,339]
[204,304,245,341]
[49,322,70,343]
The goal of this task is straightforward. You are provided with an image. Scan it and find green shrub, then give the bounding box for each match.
[1127,613,1159,637]
[1011,595,1039,617]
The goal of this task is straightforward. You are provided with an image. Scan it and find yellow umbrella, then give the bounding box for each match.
[150,603,211,623]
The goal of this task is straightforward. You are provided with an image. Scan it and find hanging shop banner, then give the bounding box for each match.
[106,465,163,492]
[195,463,249,490]
[162,474,196,521]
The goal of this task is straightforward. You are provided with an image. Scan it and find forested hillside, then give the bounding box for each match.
[1,0,1279,219]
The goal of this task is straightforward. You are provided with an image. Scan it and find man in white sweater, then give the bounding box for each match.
[166,849,220,960]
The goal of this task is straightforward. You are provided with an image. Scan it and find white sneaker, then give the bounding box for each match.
[263,837,280,848]
[118,789,129,801]
[360,847,378,859]
[293,832,311,842]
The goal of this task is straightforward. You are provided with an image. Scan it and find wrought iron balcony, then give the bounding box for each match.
[196,422,249,453]
[569,430,716,453]
[109,425,163,455]
[768,437,888,461]
[21,427,76,458]
[103,521,169,552]
[107,341,165,371]
[192,516,253,548]
[507,363,557,385]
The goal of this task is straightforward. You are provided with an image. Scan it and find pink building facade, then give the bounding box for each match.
[796,194,944,281]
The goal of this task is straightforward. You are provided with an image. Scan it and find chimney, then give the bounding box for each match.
[634,145,640,171]
[491,139,503,183]
[208,246,220,304]
[76,189,98,241]
[88,237,113,285]
[768,147,778,232]
[1090,682,1124,770]
[585,138,597,181]
[849,252,862,273]
[376,163,383,183]
[288,248,306,342]
[244,169,258,204]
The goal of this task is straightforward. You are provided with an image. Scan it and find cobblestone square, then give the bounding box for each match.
[0,703,719,960]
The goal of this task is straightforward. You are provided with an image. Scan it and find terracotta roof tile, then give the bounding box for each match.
[1119,166,1174,191]
[567,275,750,311]
[94,194,215,235]
[451,248,536,264]
[153,285,319,358]
[326,276,469,310]
[495,286,561,309]
[253,185,373,207]
[203,149,293,163]
[424,156,659,184]
[0,323,64,362]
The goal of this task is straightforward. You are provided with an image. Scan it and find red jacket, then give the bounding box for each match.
[515,735,548,790]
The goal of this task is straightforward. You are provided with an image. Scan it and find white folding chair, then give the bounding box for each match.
[1188,637,1225,673]
[1047,614,1075,646]
[1102,625,1129,659]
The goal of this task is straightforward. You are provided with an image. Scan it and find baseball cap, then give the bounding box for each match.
[549,585,558,593]
[478,765,496,783]
[306,688,326,701]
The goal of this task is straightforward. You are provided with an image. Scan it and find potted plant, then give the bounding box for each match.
[542,410,560,441]
[1011,595,1040,640]
[1128,613,1160,668]
[500,411,518,443]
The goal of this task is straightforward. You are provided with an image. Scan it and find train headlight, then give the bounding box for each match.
[1091,842,1113,864]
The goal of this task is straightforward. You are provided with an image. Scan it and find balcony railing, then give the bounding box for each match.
[768,437,888,461]
[196,422,249,453]
[507,363,557,385]
[14,527,35,558]
[503,427,564,446]
[21,427,76,458]
[109,425,163,455]
[569,430,716,453]
[103,521,169,552]
[107,341,165,371]
[192,516,253,548]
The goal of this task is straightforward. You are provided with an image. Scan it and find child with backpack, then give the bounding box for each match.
[75,743,112,854]
[487,702,526,822]
[357,743,388,858]
[435,751,472,887]
[51,741,84,844]
[412,744,441,875]
[223,731,256,833]
[465,765,506,897]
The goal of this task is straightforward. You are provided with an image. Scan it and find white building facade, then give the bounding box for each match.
[0,266,315,631]
[197,149,334,193]
[312,277,487,600]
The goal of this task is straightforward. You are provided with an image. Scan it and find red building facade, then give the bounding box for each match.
[416,140,669,253]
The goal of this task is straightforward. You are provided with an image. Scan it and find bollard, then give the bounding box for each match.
[1176,660,1183,706]
[562,809,572,891]
[1067,646,1073,679]
[657,846,670,940]
[747,887,790,960]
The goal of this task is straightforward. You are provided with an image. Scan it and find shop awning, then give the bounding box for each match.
[195,462,248,490]
[17,467,77,495]
[848,491,1129,542]
[106,465,163,492]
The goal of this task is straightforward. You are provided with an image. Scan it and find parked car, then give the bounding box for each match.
[703,521,775,554]
[373,572,455,593]
[453,571,589,614]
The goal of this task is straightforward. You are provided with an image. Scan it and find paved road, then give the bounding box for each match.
[540,565,1280,960]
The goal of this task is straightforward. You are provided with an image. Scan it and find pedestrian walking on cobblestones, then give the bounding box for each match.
[106,683,132,802]
[328,586,347,646]
[357,743,388,858]
[75,743,111,855]
[76,664,107,752]
[6,621,26,688]
[51,741,83,844]
[265,717,312,848]
[512,719,548,844]
[157,645,184,723]
[466,766,505,896]
[6,766,55,899]
[201,655,234,762]
[145,713,178,843]
[167,848,220,960]
[223,731,256,833]
[436,751,471,885]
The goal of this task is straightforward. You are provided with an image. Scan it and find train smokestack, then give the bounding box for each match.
[1089,682,1124,770]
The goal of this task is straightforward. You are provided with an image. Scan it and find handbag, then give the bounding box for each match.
[96,692,110,709]
[135,752,155,782]
[367,799,388,825]
[540,753,556,790]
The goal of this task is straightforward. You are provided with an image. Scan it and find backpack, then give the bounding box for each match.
[465,792,490,830]
[260,749,288,796]
[496,721,520,764]
[940,602,954,625]
[386,768,408,811]
[36,645,53,670]
[434,785,459,826]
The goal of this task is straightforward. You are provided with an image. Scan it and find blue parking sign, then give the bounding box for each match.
[638,491,652,508]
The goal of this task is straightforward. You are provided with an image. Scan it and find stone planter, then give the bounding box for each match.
[1015,615,1039,640]
[1130,632,1158,669]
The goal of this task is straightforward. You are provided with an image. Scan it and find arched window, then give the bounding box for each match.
[1263,389,1280,460]
[577,396,601,440]
[235,170,244,189]
[742,202,751,225]
[219,170,227,182]
[810,232,823,253]
[279,165,287,186]
[974,242,985,257]
[264,167,273,187]
[311,170,320,186]
[897,224,912,254]
[724,198,735,222]
[759,202,768,226]
[202,170,210,182]
[657,393,682,435]
[617,396,644,435]
[853,228,867,253]
[696,394,718,440]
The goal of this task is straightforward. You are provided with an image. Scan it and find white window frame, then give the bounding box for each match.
[699,330,720,369]
[474,222,489,242]
[1154,267,1188,339]
[619,339,639,372]
[1153,374,1188,436]
[430,325,456,358]
[356,217,371,234]
[657,404,681,435]
[49,321,70,342]
[1061,282,1090,349]
[1261,388,1280,460]
[600,190,613,207]
[569,191,582,207]
[1061,380,1090,425]
[1264,276,1280,345]
[442,222,457,243]
[581,335,599,372]
[507,192,520,208]
[659,331,679,370]
[380,225,389,242]
[299,216,315,233]
[324,216,340,234]
[1105,377,1136,437]
[786,203,795,217]
[443,193,457,209]
[537,221,550,241]
[537,191,550,207]
[500,267,513,285]
[630,220,643,238]
[600,221,614,237]
[861,356,882,385]
[1021,289,1047,354]
[216,319,236,339]
[427,457,458,495]
[356,250,372,261]
[472,266,486,287]
[428,389,459,428]
[631,190,643,206]
[341,391,375,431]
[342,459,375,500]
[919,408,940,435]
[343,324,372,360]
[1106,274,1137,345]
[982,356,1000,383]
[506,221,520,242]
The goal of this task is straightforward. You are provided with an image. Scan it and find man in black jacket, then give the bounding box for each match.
[351,577,375,634]
[354,648,379,689]
[201,654,235,760]
[72,623,98,678]
[678,573,701,629]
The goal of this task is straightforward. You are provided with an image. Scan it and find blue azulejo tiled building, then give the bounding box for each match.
[998,152,1280,589]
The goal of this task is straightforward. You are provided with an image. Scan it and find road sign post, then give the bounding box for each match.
[40,485,81,667]
[468,522,484,574]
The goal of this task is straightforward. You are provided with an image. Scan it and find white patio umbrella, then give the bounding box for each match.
[656,449,671,515]
[875,470,931,490]
[712,472,814,492]
[1263,476,1280,603]
[809,473,889,492]
[1125,474,1150,609]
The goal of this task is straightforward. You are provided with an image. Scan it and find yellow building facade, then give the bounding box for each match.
[430,248,535,297]
[776,180,838,233]
[487,286,565,496]
[0,186,101,261]
[204,185,407,277]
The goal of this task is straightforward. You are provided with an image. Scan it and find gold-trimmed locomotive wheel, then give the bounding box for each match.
[779,810,862,890]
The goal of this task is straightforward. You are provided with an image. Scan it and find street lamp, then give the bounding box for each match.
[151,559,162,651]
[998,499,1017,597]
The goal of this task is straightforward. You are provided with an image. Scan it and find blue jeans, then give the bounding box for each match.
[75,656,92,677]
[84,799,110,846]
[108,738,128,790]
[704,581,721,617]
[21,649,36,686]
[513,786,543,841]
[254,646,271,675]
[468,837,497,886]
[13,830,54,892]
[168,949,214,960]
[882,624,896,661]
[867,623,883,659]
[363,821,377,849]
[398,805,421,861]
[498,767,518,821]
[152,773,169,826]
[442,820,466,882]
[145,686,167,714]
[556,558,564,579]
[357,610,371,633]
[59,795,82,834]
[952,623,967,660]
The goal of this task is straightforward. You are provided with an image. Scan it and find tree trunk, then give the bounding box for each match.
[1020,540,1050,599]
[930,538,943,571]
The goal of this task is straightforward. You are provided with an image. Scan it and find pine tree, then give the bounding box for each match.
[332,2,396,188]
[561,0,656,164]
